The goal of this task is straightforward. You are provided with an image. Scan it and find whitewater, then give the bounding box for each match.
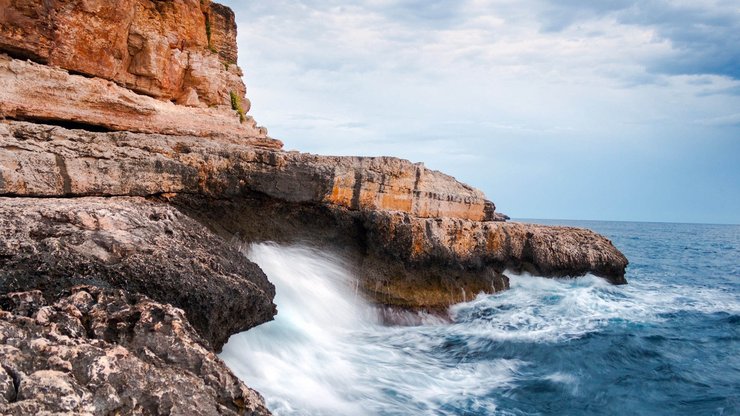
[221,221,740,415]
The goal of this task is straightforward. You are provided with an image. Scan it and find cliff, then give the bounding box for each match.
[0,0,270,141]
[0,120,628,306]
[0,1,628,414]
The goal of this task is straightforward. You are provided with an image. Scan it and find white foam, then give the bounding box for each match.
[450,271,740,343]
[220,244,740,414]
[220,243,517,415]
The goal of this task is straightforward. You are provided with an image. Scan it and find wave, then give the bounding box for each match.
[220,243,740,415]
[450,271,739,344]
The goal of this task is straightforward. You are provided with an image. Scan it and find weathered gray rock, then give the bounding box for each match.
[0,286,270,415]
[0,196,276,350]
[0,120,492,221]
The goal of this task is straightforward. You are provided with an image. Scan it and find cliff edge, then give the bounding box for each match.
[0,1,628,414]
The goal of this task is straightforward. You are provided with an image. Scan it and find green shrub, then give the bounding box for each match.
[230,91,246,123]
[205,14,216,53]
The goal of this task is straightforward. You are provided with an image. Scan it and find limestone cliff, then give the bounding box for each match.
[0,1,629,413]
[0,0,244,108]
[0,0,269,140]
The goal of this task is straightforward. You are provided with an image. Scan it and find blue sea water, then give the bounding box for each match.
[221,221,740,415]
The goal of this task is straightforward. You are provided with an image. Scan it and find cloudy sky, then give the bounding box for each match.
[220,0,740,224]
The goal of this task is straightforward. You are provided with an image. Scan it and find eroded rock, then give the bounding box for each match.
[0,196,276,350]
[0,121,628,309]
[179,195,627,310]
[0,120,489,221]
[0,55,277,144]
[0,286,270,415]
[0,0,246,108]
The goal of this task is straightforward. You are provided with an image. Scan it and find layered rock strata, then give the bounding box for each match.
[0,286,270,415]
[0,121,492,221]
[0,55,275,144]
[0,0,245,108]
[0,0,270,141]
[0,120,628,308]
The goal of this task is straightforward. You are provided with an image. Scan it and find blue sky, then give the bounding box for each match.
[220,0,740,224]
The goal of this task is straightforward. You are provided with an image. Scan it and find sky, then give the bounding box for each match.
[220,0,740,224]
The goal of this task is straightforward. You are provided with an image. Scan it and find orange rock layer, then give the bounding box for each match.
[0,55,277,145]
[0,0,244,108]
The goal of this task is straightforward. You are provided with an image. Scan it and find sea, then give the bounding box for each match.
[220,220,740,416]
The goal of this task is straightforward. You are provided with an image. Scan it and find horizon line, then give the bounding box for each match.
[512,217,740,227]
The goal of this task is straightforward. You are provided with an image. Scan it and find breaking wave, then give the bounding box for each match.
[222,221,740,415]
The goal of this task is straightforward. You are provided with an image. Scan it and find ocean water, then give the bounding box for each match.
[220,221,740,415]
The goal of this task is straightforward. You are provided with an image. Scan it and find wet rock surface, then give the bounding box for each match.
[0,196,276,351]
[180,195,627,309]
[0,286,270,415]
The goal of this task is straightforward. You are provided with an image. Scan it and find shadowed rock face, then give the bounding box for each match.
[0,286,270,415]
[178,195,627,309]
[0,196,276,351]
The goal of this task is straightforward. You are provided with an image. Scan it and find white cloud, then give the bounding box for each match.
[220,0,740,223]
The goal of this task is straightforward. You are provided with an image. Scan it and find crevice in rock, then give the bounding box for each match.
[0,46,48,65]
[0,191,199,200]
[54,153,73,195]
[350,169,363,211]
[2,364,21,403]
[5,116,115,133]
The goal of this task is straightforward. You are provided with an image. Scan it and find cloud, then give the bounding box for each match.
[533,0,740,80]
[696,112,740,126]
[218,0,740,223]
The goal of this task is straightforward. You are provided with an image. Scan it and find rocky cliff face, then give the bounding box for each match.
[0,1,629,413]
[0,0,267,140]
[0,55,274,143]
[0,196,276,350]
[0,120,627,291]
[0,0,244,108]
[0,121,489,220]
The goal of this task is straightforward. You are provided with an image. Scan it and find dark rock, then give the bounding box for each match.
[493,212,510,222]
[0,286,270,415]
[0,196,276,351]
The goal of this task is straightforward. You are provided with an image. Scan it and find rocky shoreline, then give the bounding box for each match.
[0,0,627,414]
